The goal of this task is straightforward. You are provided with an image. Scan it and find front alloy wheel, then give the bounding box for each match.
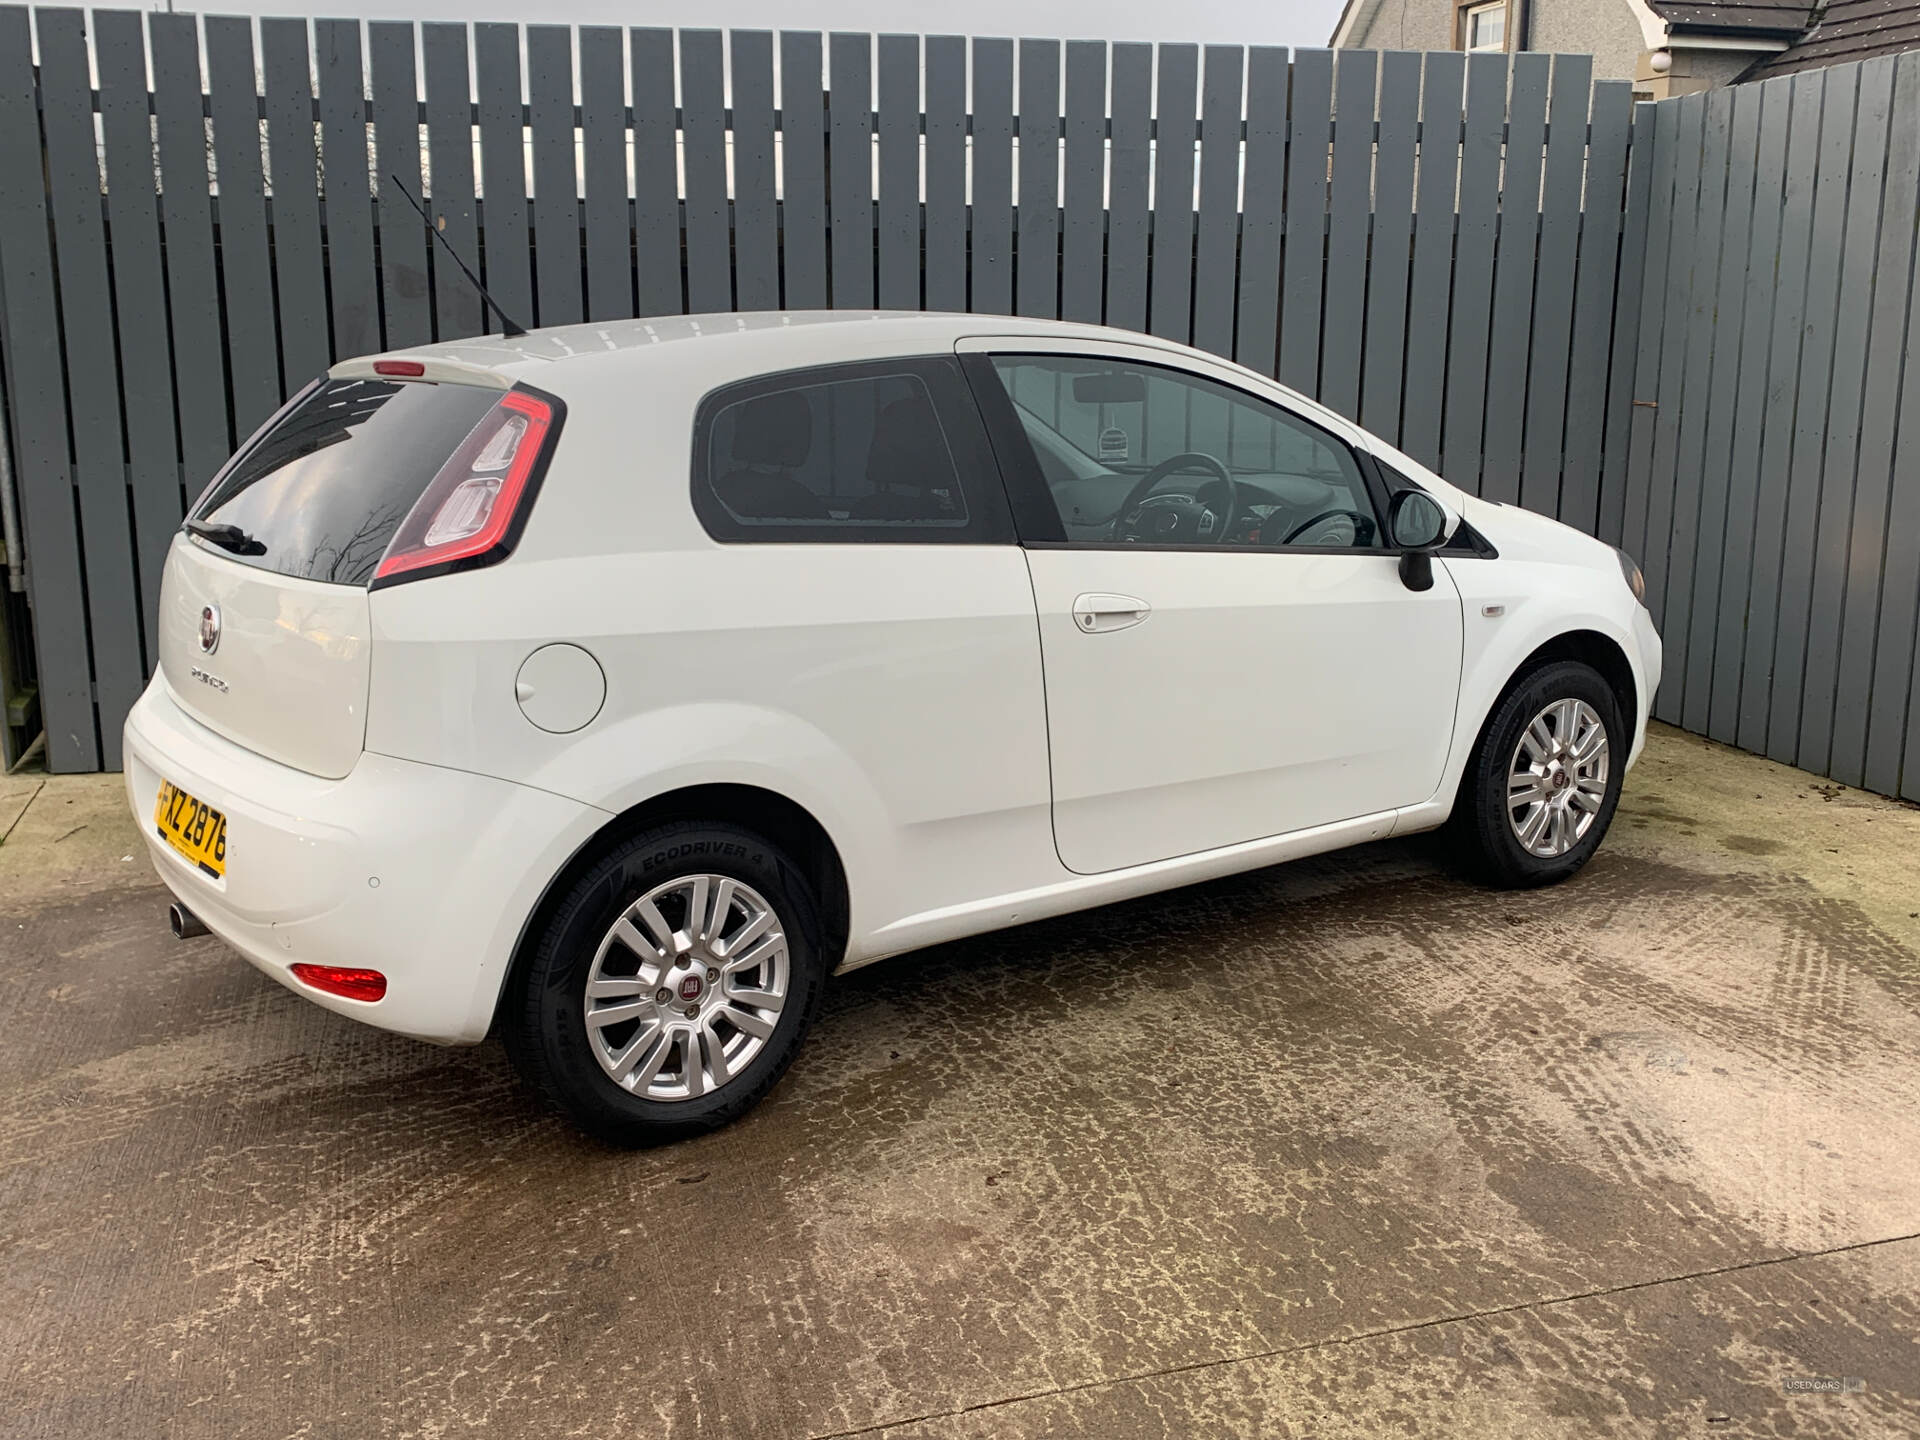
[1452,659,1626,887]
[1505,698,1610,857]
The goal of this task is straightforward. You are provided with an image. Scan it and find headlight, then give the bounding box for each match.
[1615,547,1647,608]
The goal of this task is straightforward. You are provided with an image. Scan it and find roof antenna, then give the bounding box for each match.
[387,174,527,339]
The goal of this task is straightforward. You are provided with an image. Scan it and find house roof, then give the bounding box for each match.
[1648,1,1817,36]
[1742,0,1920,76]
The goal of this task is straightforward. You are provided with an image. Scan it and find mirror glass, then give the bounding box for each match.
[1390,490,1447,549]
[1072,372,1147,405]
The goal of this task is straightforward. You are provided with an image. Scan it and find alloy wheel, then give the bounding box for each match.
[583,874,790,1101]
[1506,698,1610,858]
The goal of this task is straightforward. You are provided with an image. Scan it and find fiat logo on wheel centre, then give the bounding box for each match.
[198,604,221,655]
[678,974,704,1001]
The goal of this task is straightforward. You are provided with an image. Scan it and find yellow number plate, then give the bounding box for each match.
[154,780,227,878]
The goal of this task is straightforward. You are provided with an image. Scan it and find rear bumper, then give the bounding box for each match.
[124,678,609,1043]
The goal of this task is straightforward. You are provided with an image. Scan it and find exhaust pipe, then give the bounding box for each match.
[168,902,209,940]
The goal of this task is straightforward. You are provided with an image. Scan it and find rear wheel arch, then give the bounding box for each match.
[491,782,850,1037]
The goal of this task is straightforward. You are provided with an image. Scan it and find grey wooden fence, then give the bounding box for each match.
[1624,51,1920,802]
[1,7,1645,773]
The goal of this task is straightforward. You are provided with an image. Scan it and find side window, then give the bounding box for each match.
[694,362,1008,543]
[985,354,1380,550]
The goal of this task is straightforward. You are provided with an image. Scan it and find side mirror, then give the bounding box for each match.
[1387,490,1450,593]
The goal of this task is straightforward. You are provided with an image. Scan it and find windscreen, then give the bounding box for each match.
[191,378,503,585]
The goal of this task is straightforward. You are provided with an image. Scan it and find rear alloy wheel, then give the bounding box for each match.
[1451,660,1625,888]
[506,822,826,1144]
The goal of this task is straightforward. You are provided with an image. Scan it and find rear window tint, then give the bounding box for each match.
[704,372,969,530]
[192,378,502,585]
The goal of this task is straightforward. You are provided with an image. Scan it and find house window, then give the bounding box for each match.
[1464,1,1508,52]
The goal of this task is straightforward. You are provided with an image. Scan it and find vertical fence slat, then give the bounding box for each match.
[146,30,224,466]
[1061,41,1106,326]
[100,10,184,661]
[1858,54,1920,795]
[924,36,968,312]
[972,39,1016,316]
[580,27,632,321]
[1359,51,1417,441]
[877,35,921,309]
[1681,83,1763,732]
[1767,68,1854,762]
[1190,46,1242,358]
[1279,49,1332,395]
[205,17,281,429]
[262,18,331,387]
[371,22,431,351]
[1150,45,1199,343]
[1319,49,1375,419]
[1654,88,1733,721]
[529,25,583,327]
[829,33,875,309]
[634,28,685,317]
[1709,80,1789,744]
[1191,45,1243,359]
[1480,53,1548,504]
[476,22,533,329]
[153,13,234,483]
[1519,54,1590,520]
[1561,79,1631,537]
[733,32,781,312]
[1797,57,1895,770]
[777,33,828,311]
[37,9,139,765]
[1627,95,1699,616]
[1235,46,1288,375]
[1738,75,1823,752]
[682,30,733,314]
[0,6,94,769]
[423,23,484,339]
[1402,52,1464,471]
[1596,100,1654,547]
[1017,39,1061,319]
[1441,52,1510,491]
[1106,42,1152,334]
[316,19,381,359]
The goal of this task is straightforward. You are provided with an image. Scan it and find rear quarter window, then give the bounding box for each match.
[192,378,504,584]
[690,358,1012,544]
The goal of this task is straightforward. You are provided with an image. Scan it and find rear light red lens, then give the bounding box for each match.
[373,389,556,583]
[374,359,426,377]
[290,964,388,1002]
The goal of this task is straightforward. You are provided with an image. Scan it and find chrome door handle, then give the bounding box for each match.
[1071,593,1151,633]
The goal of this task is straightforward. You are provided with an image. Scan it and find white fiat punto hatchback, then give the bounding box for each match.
[126,313,1660,1142]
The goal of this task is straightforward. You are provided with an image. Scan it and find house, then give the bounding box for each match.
[1329,0,1920,96]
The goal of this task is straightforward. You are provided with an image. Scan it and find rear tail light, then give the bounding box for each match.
[372,387,561,586]
[290,964,388,1002]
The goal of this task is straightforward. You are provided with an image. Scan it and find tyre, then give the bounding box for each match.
[504,820,827,1144]
[1449,660,1626,889]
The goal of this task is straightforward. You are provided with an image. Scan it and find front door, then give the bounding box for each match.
[966,341,1464,875]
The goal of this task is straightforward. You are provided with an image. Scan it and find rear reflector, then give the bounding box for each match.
[290,964,389,1002]
[373,359,426,377]
[372,388,559,585]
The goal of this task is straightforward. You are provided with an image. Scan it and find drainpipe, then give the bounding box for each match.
[0,391,23,594]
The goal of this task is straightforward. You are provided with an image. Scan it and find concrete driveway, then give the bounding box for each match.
[3,725,1917,1438]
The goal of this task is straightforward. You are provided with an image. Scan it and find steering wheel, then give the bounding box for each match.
[1113,453,1238,544]
[1277,508,1376,547]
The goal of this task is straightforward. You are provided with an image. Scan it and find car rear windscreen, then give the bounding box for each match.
[190,378,504,585]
